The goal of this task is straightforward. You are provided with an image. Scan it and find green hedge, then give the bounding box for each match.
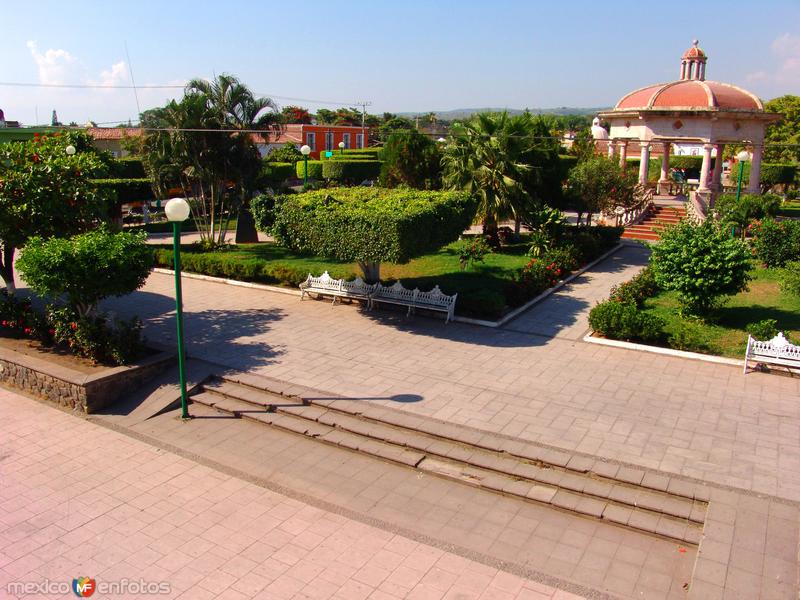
[91,178,154,203]
[343,147,383,159]
[322,160,381,182]
[272,187,476,264]
[262,162,295,182]
[109,157,146,179]
[736,162,798,187]
[295,160,323,180]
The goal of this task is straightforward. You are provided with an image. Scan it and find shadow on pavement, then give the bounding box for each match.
[304,393,424,404]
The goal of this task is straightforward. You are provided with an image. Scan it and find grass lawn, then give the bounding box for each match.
[778,199,800,219]
[642,264,800,358]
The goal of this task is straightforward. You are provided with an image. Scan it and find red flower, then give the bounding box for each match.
[23,328,31,334]
[1,321,6,326]
[32,155,40,162]
[70,322,77,330]
[48,329,55,335]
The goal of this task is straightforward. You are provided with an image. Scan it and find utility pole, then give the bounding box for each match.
[355,100,372,147]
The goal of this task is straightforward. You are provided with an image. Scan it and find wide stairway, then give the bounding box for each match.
[189,372,707,547]
[622,204,687,241]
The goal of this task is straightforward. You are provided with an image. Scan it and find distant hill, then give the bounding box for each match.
[399,107,609,120]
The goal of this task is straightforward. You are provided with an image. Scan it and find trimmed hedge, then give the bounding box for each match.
[272,187,476,264]
[261,162,295,183]
[322,160,381,182]
[295,160,323,180]
[91,178,154,203]
[588,300,665,343]
[343,147,383,159]
[109,157,146,179]
[736,162,798,188]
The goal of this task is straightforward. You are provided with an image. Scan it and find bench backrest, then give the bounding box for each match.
[342,277,376,295]
[415,285,456,308]
[750,333,800,361]
[305,271,342,292]
[375,281,417,302]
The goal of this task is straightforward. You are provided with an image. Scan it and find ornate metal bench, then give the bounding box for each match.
[743,332,800,374]
[370,282,457,323]
[299,271,376,305]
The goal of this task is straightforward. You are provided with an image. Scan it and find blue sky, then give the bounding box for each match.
[2,0,798,125]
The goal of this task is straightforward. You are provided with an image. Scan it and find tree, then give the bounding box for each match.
[379,130,442,189]
[764,95,800,163]
[281,105,312,124]
[441,112,535,245]
[650,220,752,315]
[271,187,475,281]
[378,116,414,141]
[0,131,108,292]
[266,142,302,164]
[565,156,642,225]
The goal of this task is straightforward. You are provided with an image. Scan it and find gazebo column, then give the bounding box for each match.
[698,144,713,192]
[711,143,725,190]
[638,144,651,186]
[747,145,763,194]
[607,139,616,159]
[618,140,628,168]
[658,141,671,194]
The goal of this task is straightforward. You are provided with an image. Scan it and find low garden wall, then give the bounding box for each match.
[0,346,175,413]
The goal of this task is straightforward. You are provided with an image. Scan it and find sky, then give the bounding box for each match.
[1,0,799,126]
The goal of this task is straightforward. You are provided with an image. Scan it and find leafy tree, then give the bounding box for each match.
[764,95,800,163]
[442,112,534,245]
[17,227,152,317]
[713,193,781,238]
[378,116,414,141]
[266,142,302,164]
[315,108,337,124]
[281,105,312,124]
[650,220,752,315]
[271,187,475,281]
[379,130,442,189]
[565,156,642,225]
[0,131,108,292]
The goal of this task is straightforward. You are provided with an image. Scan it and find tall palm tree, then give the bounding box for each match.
[442,112,533,245]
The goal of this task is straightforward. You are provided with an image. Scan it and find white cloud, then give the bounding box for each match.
[26,40,79,85]
[93,61,129,87]
[771,33,800,85]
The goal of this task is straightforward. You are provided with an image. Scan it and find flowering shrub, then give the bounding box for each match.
[0,290,50,342]
[608,267,659,308]
[517,259,562,295]
[47,306,144,365]
[454,236,491,271]
[750,219,800,268]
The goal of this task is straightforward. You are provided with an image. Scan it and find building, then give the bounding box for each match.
[86,127,142,157]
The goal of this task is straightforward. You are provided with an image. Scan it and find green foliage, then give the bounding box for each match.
[280,106,312,124]
[650,221,752,315]
[746,318,779,341]
[540,245,580,274]
[516,258,562,296]
[91,178,154,203]
[735,162,798,192]
[271,188,476,265]
[261,162,295,184]
[251,194,276,232]
[322,159,381,183]
[453,236,491,271]
[588,300,665,342]
[379,130,442,189]
[714,193,781,236]
[266,143,302,164]
[565,156,643,223]
[295,160,323,180]
[457,289,507,319]
[750,218,800,267]
[109,157,146,179]
[522,206,566,256]
[609,267,659,308]
[46,305,144,365]
[669,155,703,171]
[667,321,710,353]
[763,95,800,163]
[0,290,49,341]
[343,148,383,159]
[560,225,622,263]
[17,228,152,316]
[779,261,800,296]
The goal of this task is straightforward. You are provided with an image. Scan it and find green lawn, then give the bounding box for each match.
[778,199,800,219]
[642,264,800,358]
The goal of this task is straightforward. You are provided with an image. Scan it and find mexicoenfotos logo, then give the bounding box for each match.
[72,577,96,597]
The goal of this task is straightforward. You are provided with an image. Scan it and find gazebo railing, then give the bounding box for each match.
[608,188,655,227]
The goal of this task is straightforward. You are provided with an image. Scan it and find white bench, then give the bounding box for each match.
[743,332,800,374]
[371,282,457,323]
[299,271,376,305]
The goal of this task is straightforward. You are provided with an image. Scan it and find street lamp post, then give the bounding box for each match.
[165,198,192,420]
[338,141,345,155]
[735,150,750,204]
[300,144,311,186]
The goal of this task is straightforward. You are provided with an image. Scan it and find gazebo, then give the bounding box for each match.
[597,41,780,216]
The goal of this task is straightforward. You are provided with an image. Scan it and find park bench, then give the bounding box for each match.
[299,271,376,305]
[743,332,800,374]
[371,282,457,323]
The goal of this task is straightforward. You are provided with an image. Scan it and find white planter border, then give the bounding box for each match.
[153,241,624,329]
[582,332,744,367]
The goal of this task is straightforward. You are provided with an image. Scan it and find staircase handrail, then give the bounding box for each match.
[610,188,655,227]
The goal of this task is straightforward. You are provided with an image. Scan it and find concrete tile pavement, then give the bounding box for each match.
[98,248,800,503]
[0,388,583,600]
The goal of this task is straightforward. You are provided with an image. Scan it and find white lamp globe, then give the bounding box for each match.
[338,141,345,149]
[300,145,311,156]
[736,150,750,162]
[436,137,447,143]
[165,198,191,222]
[65,145,76,155]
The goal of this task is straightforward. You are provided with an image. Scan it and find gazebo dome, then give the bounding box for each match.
[682,40,707,60]
[615,80,762,112]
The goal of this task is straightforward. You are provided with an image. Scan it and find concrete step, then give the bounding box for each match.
[190,375,707,545]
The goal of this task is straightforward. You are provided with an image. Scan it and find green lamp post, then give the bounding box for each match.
[165,197,192,420]
[338,140,345,155]
[735,150,750,204]
[300,144,311,186]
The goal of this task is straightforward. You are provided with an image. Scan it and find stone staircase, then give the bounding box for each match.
[622,204,687,241]
[190,373,708,546]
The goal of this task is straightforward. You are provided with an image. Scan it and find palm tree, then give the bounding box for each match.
[442,112,533,246]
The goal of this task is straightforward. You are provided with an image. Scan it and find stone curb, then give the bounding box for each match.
[454,242,625,328]
[152,267,300,296]
[582,333,744,367]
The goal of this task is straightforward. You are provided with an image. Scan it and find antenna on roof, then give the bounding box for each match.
[124,42,141,120]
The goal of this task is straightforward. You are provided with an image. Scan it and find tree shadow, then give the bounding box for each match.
[714,304,800,332]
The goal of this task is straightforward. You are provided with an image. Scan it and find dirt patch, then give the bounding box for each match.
[0,336,103,374]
